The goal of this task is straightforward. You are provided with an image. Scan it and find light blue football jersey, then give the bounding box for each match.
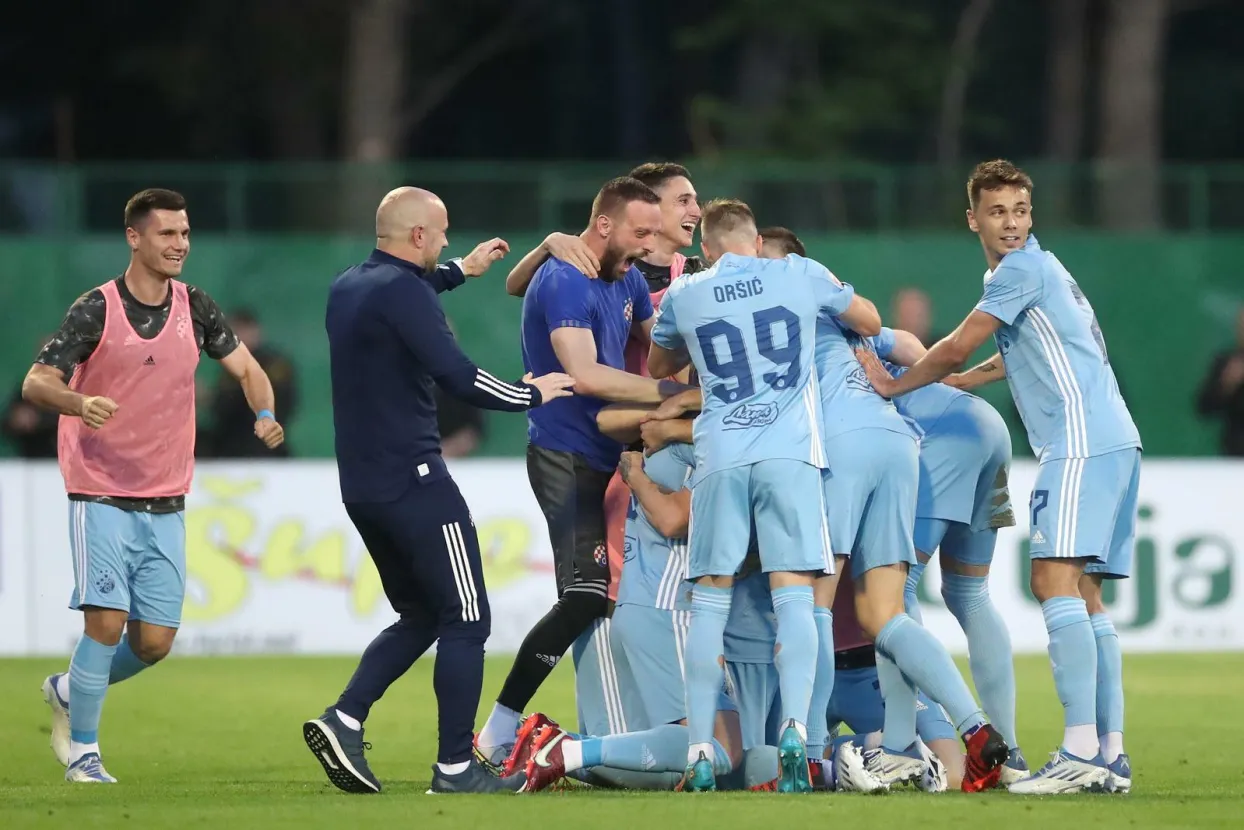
[871,326,968,441]
[616,442,695,611]
[652,253,853,484]
[815,318,911,442]
[974,235,1141,461]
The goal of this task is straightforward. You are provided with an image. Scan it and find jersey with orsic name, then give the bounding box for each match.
[975,235,1141,462]
[815,316,911,443]
[652,253,853,484]
[617,442,694,611]
[871,326,970,442]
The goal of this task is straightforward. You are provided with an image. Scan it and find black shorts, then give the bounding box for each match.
[526,444,613,599]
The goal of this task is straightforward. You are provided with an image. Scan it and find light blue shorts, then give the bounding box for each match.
[725,661,780,750]
[822,429,918,579]
[826,664,956,744]
[1028,449,1141,579]
[913,520,999,567]
[613,605,697,729]
[67,501,186,628]
[688,460,831,580]
[916,396,1014,531]
[572,617,637,737]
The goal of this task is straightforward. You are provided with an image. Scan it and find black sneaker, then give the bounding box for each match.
[303,708,382,794]
[427,757,527,794]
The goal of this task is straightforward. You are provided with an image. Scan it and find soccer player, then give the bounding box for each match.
[500,164,706,746]
[27,188,286,783]
[751,224,1008,792]
[647,198,878,792]
[476,178,687,765]
[312,187,573,795]
[857,159,1140,795]
[869,324,1030,783]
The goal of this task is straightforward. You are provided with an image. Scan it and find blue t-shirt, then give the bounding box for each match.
[522,258,654,471]
[651,253,852,484]
[974,235,1141,462]
[617,442,695,611]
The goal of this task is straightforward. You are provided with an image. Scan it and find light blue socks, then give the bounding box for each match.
[69,634,118,745]
[875,613,986,734]
[684,585,732,749]
[771,586,817,731]
[942,572,1016,747]
[805,606,835,758]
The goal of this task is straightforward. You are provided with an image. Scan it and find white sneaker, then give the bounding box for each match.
[863,746,926,787]
[832,741,889,793]
[65,752,117,784]
[1008,749,1110,795]
[915,739,949,793]
[42,674,70,767]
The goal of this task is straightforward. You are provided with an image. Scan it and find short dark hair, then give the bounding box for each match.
[758,226,805,257]
[124,188,187,229]
[627,162,692,191]
[966,160,1033,209]
[591,177,661,219]
[701,198,756,240]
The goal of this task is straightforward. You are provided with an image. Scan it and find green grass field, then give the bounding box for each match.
[2,654,1241,829]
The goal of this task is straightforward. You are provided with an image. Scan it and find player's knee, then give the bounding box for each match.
[1029,558,1085,603]
[82,608,127,646]
[439,616,491,644]
[854,596,901,642]
[556,589,608,634]
[134,638,173,664]
[940,572,989,616]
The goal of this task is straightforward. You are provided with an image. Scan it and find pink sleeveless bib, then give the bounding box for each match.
[59,279,200,498]
[608,253,688,601]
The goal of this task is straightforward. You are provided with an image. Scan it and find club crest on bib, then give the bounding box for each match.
[593,543,608,568]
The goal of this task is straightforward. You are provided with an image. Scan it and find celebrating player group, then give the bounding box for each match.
[469,159,1138,796]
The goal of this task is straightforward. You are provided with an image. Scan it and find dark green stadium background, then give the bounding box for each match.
[2,233,1237,458]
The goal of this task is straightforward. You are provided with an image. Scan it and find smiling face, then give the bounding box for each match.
[653,175,700,249]
[967,185,1032,269]
[127,209,190,278]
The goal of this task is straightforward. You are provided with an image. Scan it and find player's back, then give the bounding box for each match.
[977,236,1140,461]
[814,317,909,441]
[662,253,830,483]
[616,442,694,611]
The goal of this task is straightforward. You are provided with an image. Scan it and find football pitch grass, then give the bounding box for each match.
[2,654,1240,829]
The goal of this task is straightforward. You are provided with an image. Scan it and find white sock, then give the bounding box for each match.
[1100,731,1124,764]
[335,709,362,731]
[562,739,584,773]
[1062,724,1099,759]
[863,730,884,751]
[478,703,522,749]
[56,673,70,702]
[437,760,470,775]
[69,741,100,764]
[688,741,715,766]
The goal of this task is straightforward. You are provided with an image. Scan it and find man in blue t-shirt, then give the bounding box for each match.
[478,177,688,764]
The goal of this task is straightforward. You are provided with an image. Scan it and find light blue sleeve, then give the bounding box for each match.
[976,255,1043,325]
[796,255,856,317]
[870,326,896,359]
[667,440,696,484]
[650,282,684,349]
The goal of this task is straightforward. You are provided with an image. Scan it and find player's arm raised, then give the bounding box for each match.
[619,451,691,539]
[552,328,683,403]
[504,233,600,297]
